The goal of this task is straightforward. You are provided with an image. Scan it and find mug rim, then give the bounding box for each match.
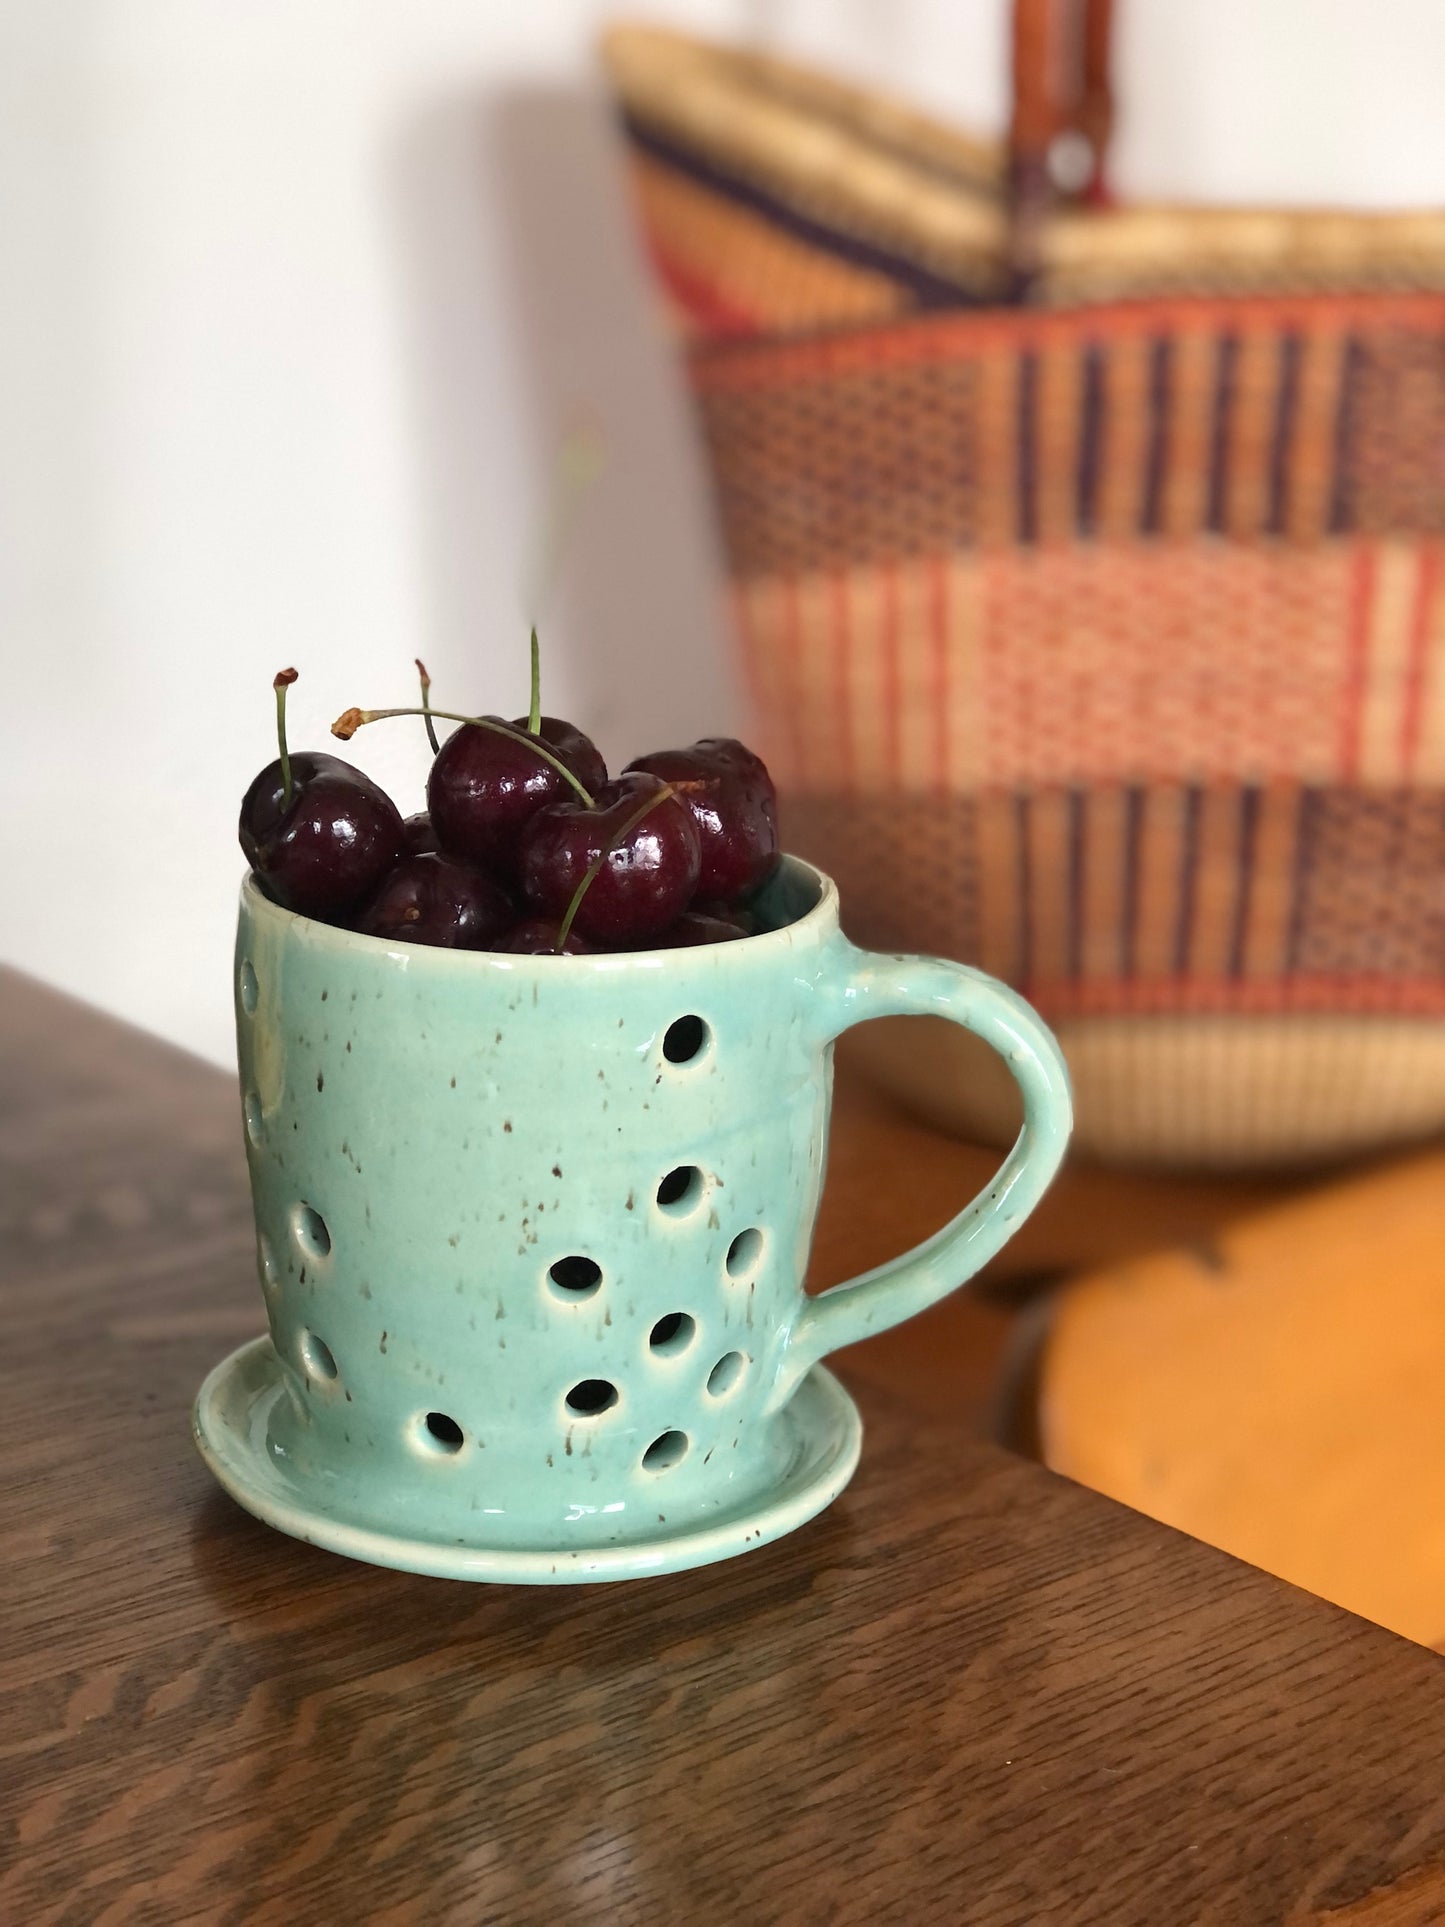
[239,853,839,972]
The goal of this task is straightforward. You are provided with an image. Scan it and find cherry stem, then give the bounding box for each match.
[331,706,595,808]
[273,668,298,808]
[527,627,541,735]
[415,658,440,755]
[554,783,677,952]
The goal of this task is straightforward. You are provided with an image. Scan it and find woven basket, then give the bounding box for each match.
[603,11,1445,1168]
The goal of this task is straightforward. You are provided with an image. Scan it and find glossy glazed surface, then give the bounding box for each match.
[201,856,1072,1579]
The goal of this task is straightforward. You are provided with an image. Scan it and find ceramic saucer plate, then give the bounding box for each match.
[193,1336,863,1584]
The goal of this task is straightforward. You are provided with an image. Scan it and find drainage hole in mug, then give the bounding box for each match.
[725,1228,764,1279]
[642,1429,690,1472]
[548,1255,602,1300]
[238,959,258,1016]
[656,1166,704,1216]
[649,1312,697,1357]
[300,1331,338,1382]
[420,1411,465,1454]
[662,1015,709,1065]
[293,1202,332,1261]
[565,1378,618,1417]
[706,1351,747,1398]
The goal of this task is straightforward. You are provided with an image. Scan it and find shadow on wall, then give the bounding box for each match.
[388,83,743,764]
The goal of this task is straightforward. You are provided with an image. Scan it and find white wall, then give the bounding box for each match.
[2,0,1442,1069]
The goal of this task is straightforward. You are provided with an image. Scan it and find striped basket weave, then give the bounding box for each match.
[603,21,1445,1167]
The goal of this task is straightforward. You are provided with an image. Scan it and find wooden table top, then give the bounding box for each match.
[6,967,1445,1925]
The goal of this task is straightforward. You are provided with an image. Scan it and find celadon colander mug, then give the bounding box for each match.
[194,857,1072,1582]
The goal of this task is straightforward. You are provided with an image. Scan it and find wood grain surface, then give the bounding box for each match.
[5,967,1445,1926]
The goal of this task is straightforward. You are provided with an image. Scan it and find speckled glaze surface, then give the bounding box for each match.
[194,858,1072,1582]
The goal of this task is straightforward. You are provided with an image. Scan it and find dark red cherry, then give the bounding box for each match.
[427,716,607,872]
[491,917,594,955]
[694,898,761,934]
[356,853,513,949]
[240,751,405,920]
[518,772,701,944]
[511,715,608,792]
[403,811,438,854]
[658,910,750,947]
[625,737,778,904]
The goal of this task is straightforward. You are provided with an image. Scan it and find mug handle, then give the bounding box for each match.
[769,941,1073,1410]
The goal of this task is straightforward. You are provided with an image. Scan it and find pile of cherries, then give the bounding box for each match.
[238,661,779,953]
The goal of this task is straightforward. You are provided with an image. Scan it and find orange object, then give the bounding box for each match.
[1039,1147,1445,1649]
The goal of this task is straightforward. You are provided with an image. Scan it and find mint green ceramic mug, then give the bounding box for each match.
[194,856,1071,1582]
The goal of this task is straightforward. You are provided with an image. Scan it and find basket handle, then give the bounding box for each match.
[1008,0,1115,293]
